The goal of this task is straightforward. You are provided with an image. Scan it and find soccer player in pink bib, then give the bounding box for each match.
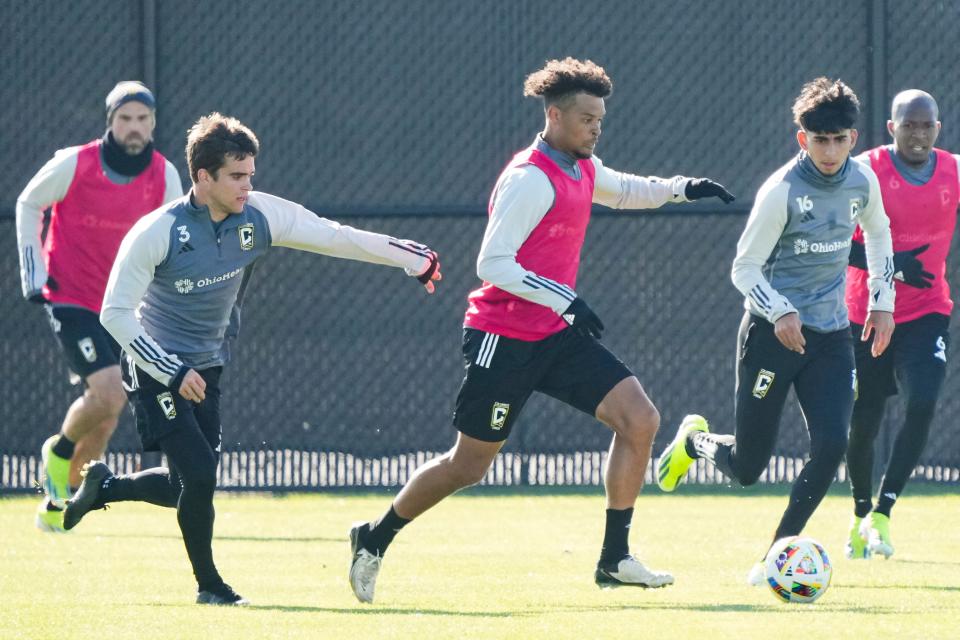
[844,90,958,559]
[348,57,734,603]
[16,82,183,532]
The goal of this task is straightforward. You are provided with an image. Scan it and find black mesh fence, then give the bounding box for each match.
[3,0,960,489]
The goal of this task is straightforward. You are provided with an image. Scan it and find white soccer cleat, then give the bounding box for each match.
[595,555,674,588]
[349,523,382,604]
[746,561,765,586]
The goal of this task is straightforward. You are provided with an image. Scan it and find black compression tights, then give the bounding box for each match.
[846,367,939,517]
[103,426,221,587]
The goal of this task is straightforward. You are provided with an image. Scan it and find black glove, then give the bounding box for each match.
[893,244,934,289]
[848,240,867,269]
[417,250,440,284]
[562,297,604,339]
[685,178,735,204]
[849,241,933,289]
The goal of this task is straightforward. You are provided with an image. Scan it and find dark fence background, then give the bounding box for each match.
[3,0,960,489]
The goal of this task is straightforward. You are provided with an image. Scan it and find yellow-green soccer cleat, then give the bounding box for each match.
[35,498,66,533]
[861,512,894,559]
[656,414,709,492]
[41,435,72,508]
[844,515,870,559]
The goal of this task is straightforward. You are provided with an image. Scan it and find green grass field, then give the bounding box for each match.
[1,486,958,639]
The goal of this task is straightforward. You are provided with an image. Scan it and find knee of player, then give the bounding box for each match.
[446,455,492,487]
[613,404,660,442]
[183,465,218,495]
[84,372,127,416]
[815,429,849,457]
[85,385,127,417]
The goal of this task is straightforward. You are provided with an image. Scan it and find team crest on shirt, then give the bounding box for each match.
[238,224,255,250]
[849,198,862,221]
[490,402,510,430]
[752,369,775,399]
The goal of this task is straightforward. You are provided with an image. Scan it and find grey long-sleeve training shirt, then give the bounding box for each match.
[101,190,433,387]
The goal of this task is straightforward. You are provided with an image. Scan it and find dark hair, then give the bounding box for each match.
[792,77,860,132]
[523,57,612,109]
[186,112,259,182]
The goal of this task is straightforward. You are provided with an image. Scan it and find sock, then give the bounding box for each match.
[51,434,75,460]
[854,498,872,519]
[683,434,699,458]
[365,505,411,556]
[874,493,897,518]
[599,507,633,564]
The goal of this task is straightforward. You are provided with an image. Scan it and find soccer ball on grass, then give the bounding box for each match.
[763,536,832,604]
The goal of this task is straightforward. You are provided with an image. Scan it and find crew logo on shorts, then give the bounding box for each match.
[490,402,510,430]
[752,369,775,399]
[78,337,97,363]
[157,392,177,420]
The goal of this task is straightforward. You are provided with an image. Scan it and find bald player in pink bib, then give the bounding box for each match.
[844,90,959,560]
[348,58,735,604]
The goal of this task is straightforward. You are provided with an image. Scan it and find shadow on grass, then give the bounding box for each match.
[853,583,960,592]
[884,558,960,567]
[240,601,901,616]
[247,605,519,616]
[86,532,340,543]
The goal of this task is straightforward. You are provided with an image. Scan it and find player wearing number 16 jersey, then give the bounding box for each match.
[657,78,896,585]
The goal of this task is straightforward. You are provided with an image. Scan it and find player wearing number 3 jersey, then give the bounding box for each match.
[62,113,441,606]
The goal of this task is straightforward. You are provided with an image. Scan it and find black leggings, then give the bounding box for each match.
[106,364,223,588]
[846,314,948,516]
[719,314,854,540]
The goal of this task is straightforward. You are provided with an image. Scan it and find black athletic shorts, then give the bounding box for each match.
[121,354,223,452]
[46,305,121,384]
[453,327,634,442]
[851,312,950,398]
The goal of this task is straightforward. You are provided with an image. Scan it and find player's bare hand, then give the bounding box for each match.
[178,369,206,403]
[417,251,441,294]
[862,310,894,358]
[774,313,805,354]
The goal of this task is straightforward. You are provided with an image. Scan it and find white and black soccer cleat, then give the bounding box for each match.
[594,555,674,589]
[349,522,383,604]
[196,583,249,606]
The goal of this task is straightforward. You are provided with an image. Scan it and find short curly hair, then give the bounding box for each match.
[792,77,860,132]
[523,57,612,109]
[186,112,260,182]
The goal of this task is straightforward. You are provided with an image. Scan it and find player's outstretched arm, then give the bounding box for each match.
[251,192,441,292]
[591,157,734,209]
